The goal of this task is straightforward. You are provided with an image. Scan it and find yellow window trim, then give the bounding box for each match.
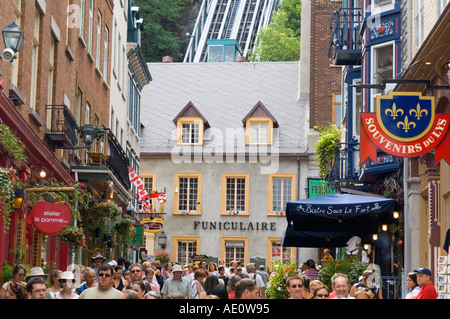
[245,117,273,145]
[220,237,249,265]
[221,173,249,216]
[173,172,202,215]
[267,174,296,216]
[173,236,201,264]
[176,117,204,145]
[267,237,296,269]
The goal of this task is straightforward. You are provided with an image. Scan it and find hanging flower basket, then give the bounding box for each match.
[58,225,86,249]
[114,213,136,249]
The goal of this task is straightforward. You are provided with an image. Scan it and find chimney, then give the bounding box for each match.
[162,56,173,63]
[235,55,246,62]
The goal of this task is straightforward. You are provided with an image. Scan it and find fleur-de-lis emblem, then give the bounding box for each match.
[397,116,416,133]
[409,103,428,120]
[385,103,404,120]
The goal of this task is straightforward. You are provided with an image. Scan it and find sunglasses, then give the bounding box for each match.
[316,294,329,298]
[290,284,303,289]
[130,270,141,273]
[59,279,76,283]
[98,273,112,278]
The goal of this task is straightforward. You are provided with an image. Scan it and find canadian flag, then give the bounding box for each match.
[128,168,150,202]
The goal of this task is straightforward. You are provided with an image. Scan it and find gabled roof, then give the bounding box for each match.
[242,101,279,127]
[172,101,210,128]
[140,61,308,156]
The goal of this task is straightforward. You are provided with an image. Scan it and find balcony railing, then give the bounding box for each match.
[44,105,78,149]
[328,8,363,65]
[329,142,401,187]
[103,130,131,190]
[328,141,361,189]
[81,129,130,190]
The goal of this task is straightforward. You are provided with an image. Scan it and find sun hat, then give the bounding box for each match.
[414,267,432,276]
[26,267,48,281]
[58,271,76,283]
[108,260,118,267]
[172,264,183,272]
[92,253,106,261]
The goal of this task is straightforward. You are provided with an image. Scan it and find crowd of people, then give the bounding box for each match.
[0,254,271,300]
[0,251,438,299]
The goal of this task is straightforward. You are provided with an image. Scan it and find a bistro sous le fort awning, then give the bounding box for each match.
[282,193,401,247]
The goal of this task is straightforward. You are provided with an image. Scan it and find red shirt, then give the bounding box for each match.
[415,283,437,299]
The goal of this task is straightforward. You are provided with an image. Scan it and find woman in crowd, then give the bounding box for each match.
[405,271,421,299]
[47,269,62,298]
[55,271,79,299]
[191,269,205,299]
[313,284,330,299]
[0,264,27,298]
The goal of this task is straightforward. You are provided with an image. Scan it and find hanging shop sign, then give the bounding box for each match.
[361,92,450,165]
[31,200,72,234]
[307,178,336,198]
[142,218,165,233]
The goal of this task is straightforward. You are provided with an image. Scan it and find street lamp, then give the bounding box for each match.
[1,22,24,62]
[157,231,167,249]
[12,188,26,210]
[74,124,96,149]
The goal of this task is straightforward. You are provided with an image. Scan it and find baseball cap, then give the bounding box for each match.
[414,267,432,276]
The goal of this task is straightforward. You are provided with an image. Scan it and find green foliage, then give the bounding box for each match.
[0,123,27,165]
[314,124,341,179]
[318,254,368,291]
[134,0,193,62]
[266,261,298,299]
[0,167,16,230]
[249,0,301,62]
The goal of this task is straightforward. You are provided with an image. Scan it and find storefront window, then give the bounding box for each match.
[177,240,197,265]
[225,241,245,265]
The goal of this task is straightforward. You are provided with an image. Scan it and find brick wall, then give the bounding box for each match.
[0,0,113,164]
[309,0,343,128]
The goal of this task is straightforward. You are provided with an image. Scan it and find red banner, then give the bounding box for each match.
[361,113,450,165]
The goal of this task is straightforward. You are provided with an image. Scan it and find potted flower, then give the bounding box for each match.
[154,250,170,266]
[318,254,368,290]
[266,261,298,299]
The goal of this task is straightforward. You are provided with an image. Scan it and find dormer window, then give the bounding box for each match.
[243,101,278,145]
[248,118,270,145]
[179,118,202,144]
[173,101,210,145]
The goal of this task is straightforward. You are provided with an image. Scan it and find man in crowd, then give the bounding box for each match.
[414,267,437,299]
[161,264,191,299]
[26,277,47,299]
[331,273,354,299]
[79,264,123,299]
[235,278,260,299]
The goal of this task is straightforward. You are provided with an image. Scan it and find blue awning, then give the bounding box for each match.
[286,193,400,233]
